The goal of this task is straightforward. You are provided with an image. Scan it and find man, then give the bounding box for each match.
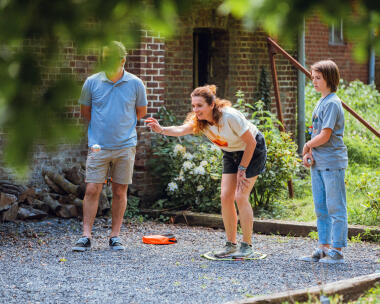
[72,41,147,251]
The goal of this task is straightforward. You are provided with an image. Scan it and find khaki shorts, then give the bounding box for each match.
[85,147,136,185]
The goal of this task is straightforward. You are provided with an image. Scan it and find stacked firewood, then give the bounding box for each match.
[0,181,38,221]
[0,164,111,221]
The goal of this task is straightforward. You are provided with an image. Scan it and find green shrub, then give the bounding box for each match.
[149,99,301,213]
[156,141,223,213]
[233,95,301,210]
[148,107,222,212]
[349,167,380,226]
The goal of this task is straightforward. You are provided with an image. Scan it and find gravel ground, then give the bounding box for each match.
[0,218,379,304]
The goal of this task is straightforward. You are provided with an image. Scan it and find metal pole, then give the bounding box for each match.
[267,37,380,139]
[267,44,285,132]
[267,42,294,198]
[297,19,306,155]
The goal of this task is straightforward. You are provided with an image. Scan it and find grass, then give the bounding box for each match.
[262,164,380,227]
[271,80,380,228]
[289,283,380,303]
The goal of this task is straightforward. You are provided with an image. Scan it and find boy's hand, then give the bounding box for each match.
[302,142,311,156]
[303,153,314,168]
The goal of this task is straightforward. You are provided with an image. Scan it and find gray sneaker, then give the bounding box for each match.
[213,241,238,258]
[109,236,125,251]
[299,247,327,262]
[229,242,253,258]
[72,237,91,252]
[319,249,344,264]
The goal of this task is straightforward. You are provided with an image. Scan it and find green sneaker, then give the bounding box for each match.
[229,242,253,258]
[213,241,238,258]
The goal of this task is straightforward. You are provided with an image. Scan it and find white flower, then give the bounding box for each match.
[210,145,219,152]
[200,160,208,167]
[197,185,204,192]
[175,175,185,182]
[193,166,206,175]
[183,152,194,160]
[167,182,178,192]
[173,144,186,155]
[182,161,194,171]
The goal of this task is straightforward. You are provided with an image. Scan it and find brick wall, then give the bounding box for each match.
[0,12,300,202]
[163,10,298,133]
[305,15,368,83]
[126,31,166,199]
[0,40,97,185]
[2,12,375,203]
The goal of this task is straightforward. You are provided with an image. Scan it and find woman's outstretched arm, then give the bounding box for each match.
[146,117,194,137]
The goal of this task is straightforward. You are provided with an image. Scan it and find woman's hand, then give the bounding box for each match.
[303,152,314,168]
[237,169,249,192]
[145,117,163,134]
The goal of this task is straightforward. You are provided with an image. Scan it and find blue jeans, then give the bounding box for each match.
[311,168,348,248]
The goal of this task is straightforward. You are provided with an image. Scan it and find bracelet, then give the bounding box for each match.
[159,127,165,135]
[238,165,247,171]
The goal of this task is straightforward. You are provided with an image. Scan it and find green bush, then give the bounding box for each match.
[233,94,301,209]
[348,166,380,226]
[148,107,222,212]
[305,80,380,167]
[149,101,301,213]
[155,141,223,213]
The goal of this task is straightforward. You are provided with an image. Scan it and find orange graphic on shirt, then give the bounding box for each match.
[205,129,228,147]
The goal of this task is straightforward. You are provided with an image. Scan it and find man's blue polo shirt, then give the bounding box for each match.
[78,71,147,150]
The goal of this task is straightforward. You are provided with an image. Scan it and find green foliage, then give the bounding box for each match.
[219,0,380,62]
[234,95,301,209]
[289,283,380,304]
[305,80,380,167]
[124,195,141,219]
[255,66,271,112]
[150,98,301,213]
[351,283,380,304]
[1,0,379,174]
[275,164,380,229]
[0,0,192,174]
[308,231,318,241]
[348,166,380,226]
[149,108,223,212]
[162,142,223,212]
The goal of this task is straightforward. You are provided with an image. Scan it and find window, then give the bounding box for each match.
[329,19,344,45]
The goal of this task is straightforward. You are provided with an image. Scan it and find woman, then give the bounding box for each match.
[146,85,267,258]
[300,60,348,264]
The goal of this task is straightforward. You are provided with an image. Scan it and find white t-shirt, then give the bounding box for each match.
[202,107,259,152]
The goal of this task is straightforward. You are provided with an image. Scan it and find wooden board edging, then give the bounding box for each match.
[140,210,379,241]
[224,272,380,304]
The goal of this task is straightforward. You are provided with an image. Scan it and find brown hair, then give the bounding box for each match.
[185,85,231,134]
[310,60,340,92]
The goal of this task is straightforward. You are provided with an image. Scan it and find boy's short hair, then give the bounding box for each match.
[311,60,340,92]
[103,41,127,59]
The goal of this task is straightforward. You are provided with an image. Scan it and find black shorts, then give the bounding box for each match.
[222,132,267,178]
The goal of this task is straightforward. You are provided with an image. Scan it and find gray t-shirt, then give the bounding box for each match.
[78,71,147,150]
[311,93,348,169]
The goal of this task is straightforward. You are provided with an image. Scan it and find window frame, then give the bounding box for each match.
[329,19,345,45]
